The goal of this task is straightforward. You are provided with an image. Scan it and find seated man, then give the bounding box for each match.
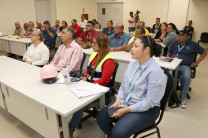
[183,20,194,40]
[152,18,161,33]
[134,21,149,35]
[70,19,82,41]
[166,30,207,108]
[13,22,22,36]
[24,21,39,38]
[43,20,57,50]
[102,20,114,37]
[36,21,43,31]
[109,24,130,51]
[53,20,61,33]
[50,27,83,72]
[125,27,145,52]
[77,21,99,48]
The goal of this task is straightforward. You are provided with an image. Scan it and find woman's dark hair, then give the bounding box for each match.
[62,21,67,26]
[168,23,179,34]
[92,19,98,24]
[72,19,77,23]
[138,36,162,57]
[108,20,113,25]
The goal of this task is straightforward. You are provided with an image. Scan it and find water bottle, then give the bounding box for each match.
[62,65,71,85]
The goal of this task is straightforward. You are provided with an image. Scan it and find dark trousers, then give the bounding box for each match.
[97,101,160,138]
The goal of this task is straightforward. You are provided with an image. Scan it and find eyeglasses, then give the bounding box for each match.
[86,25,91,27]
[143,35,151,47]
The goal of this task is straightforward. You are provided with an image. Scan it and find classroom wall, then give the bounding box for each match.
[96,0,169,33]
[187,0,208,43]
[55,0,97,26]
[0,0,37,35]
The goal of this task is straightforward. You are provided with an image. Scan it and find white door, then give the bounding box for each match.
[34,0,52,24]
[97,3,123,29]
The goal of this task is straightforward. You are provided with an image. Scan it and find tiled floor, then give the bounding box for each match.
[0,51,208,138]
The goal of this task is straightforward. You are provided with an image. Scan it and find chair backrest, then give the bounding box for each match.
[156,68,174,125]
[200,32,208,43]
[107,61,119,88]
[80,52,86,70]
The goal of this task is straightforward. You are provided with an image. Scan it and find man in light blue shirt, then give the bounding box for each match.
[109,24,130,51]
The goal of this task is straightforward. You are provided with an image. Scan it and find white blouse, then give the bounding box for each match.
[23,42,49,66]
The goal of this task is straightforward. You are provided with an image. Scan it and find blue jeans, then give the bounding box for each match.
[97,101,160,138]
[69,108,85,130]
[178,65,191,101]
[129,27,135,33]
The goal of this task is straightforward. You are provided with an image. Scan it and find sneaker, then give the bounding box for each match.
[180,100,186,109]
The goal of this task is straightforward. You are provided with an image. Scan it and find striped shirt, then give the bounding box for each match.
[50,40,83,72]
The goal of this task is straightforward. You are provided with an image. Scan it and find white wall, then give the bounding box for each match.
[55,0,96,26]
[187,0,208,43]
[0,0,36,35]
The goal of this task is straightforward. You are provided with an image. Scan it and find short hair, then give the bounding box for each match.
[130,11,133,14]
[189,20,193,24]
[137,27,145,35]
[29,21,34,26]
[15,21,20,24]
[156,18,160,20]
[66,26,75,39]
[108,20,113,25]
[140,21,145,26]
[44,20,50,25]
[72,19,77,23]
[87,21,95,27]
[118,24,124,30]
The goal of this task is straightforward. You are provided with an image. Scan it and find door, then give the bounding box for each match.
[34,0,52,24]
[97,2,123,29]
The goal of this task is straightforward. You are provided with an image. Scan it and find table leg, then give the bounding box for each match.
[61,116,70,138]
[100,94,105,138]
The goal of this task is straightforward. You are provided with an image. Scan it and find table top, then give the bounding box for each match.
[0,36,33,44]
[83,48,182,70]
[0,56,107,117]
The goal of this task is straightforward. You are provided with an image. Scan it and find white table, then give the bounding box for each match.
[0,36,33,56]
[83,48,182,95]
[149,33,156,38]
[0,56,107,138]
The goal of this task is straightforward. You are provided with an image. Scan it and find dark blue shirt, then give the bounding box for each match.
[109,32,130,48]
[102,27,114,37]
[43,28,57,43]
[168,40,204,66]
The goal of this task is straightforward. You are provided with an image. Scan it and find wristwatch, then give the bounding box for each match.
[87,44,90,48]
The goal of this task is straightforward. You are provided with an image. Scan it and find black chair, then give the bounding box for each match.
[78,61,119,129]
[133,68,174,138]
[70,52,86,77]
[198,32,208,44]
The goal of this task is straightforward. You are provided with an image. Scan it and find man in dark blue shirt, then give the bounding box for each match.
[167,30,207,108]
[102,20,114,37]
[43,20,57,50]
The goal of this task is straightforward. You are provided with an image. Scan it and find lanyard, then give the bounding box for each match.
[86,34,91,42]
[176,44,185,57]
[124,66,143,100]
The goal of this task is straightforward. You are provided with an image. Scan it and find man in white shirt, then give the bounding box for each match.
[78,15,88,32]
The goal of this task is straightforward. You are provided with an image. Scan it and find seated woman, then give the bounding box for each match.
[20,23,28,38]
[97,36,167,138]
[92,19,100,29]
[68,33,115,138]
[155,22,168,42]
[58,21,68,32]
[23,31,49,66]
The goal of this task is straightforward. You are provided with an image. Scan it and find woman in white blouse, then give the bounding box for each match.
[23,31,49,66]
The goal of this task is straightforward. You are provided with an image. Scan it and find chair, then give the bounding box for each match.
[133,68,174,138]
[198,32,208,44]
[78,61,119,129]
[70,52,86,78]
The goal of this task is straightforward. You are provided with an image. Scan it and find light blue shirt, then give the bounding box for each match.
[117,58,167,112]
[109,32,130,48]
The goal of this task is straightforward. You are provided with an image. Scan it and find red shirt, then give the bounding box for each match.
[79,30,99,43]
[70,24,82,37]
[84,55,115,86]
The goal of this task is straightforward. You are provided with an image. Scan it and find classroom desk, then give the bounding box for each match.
[149,33,156,38]
[0,36,33,56]
[83,48,182,95]
[0,56,107,138]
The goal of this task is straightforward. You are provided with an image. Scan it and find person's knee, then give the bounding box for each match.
[97,107,108,125]
[112,127,129,138]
